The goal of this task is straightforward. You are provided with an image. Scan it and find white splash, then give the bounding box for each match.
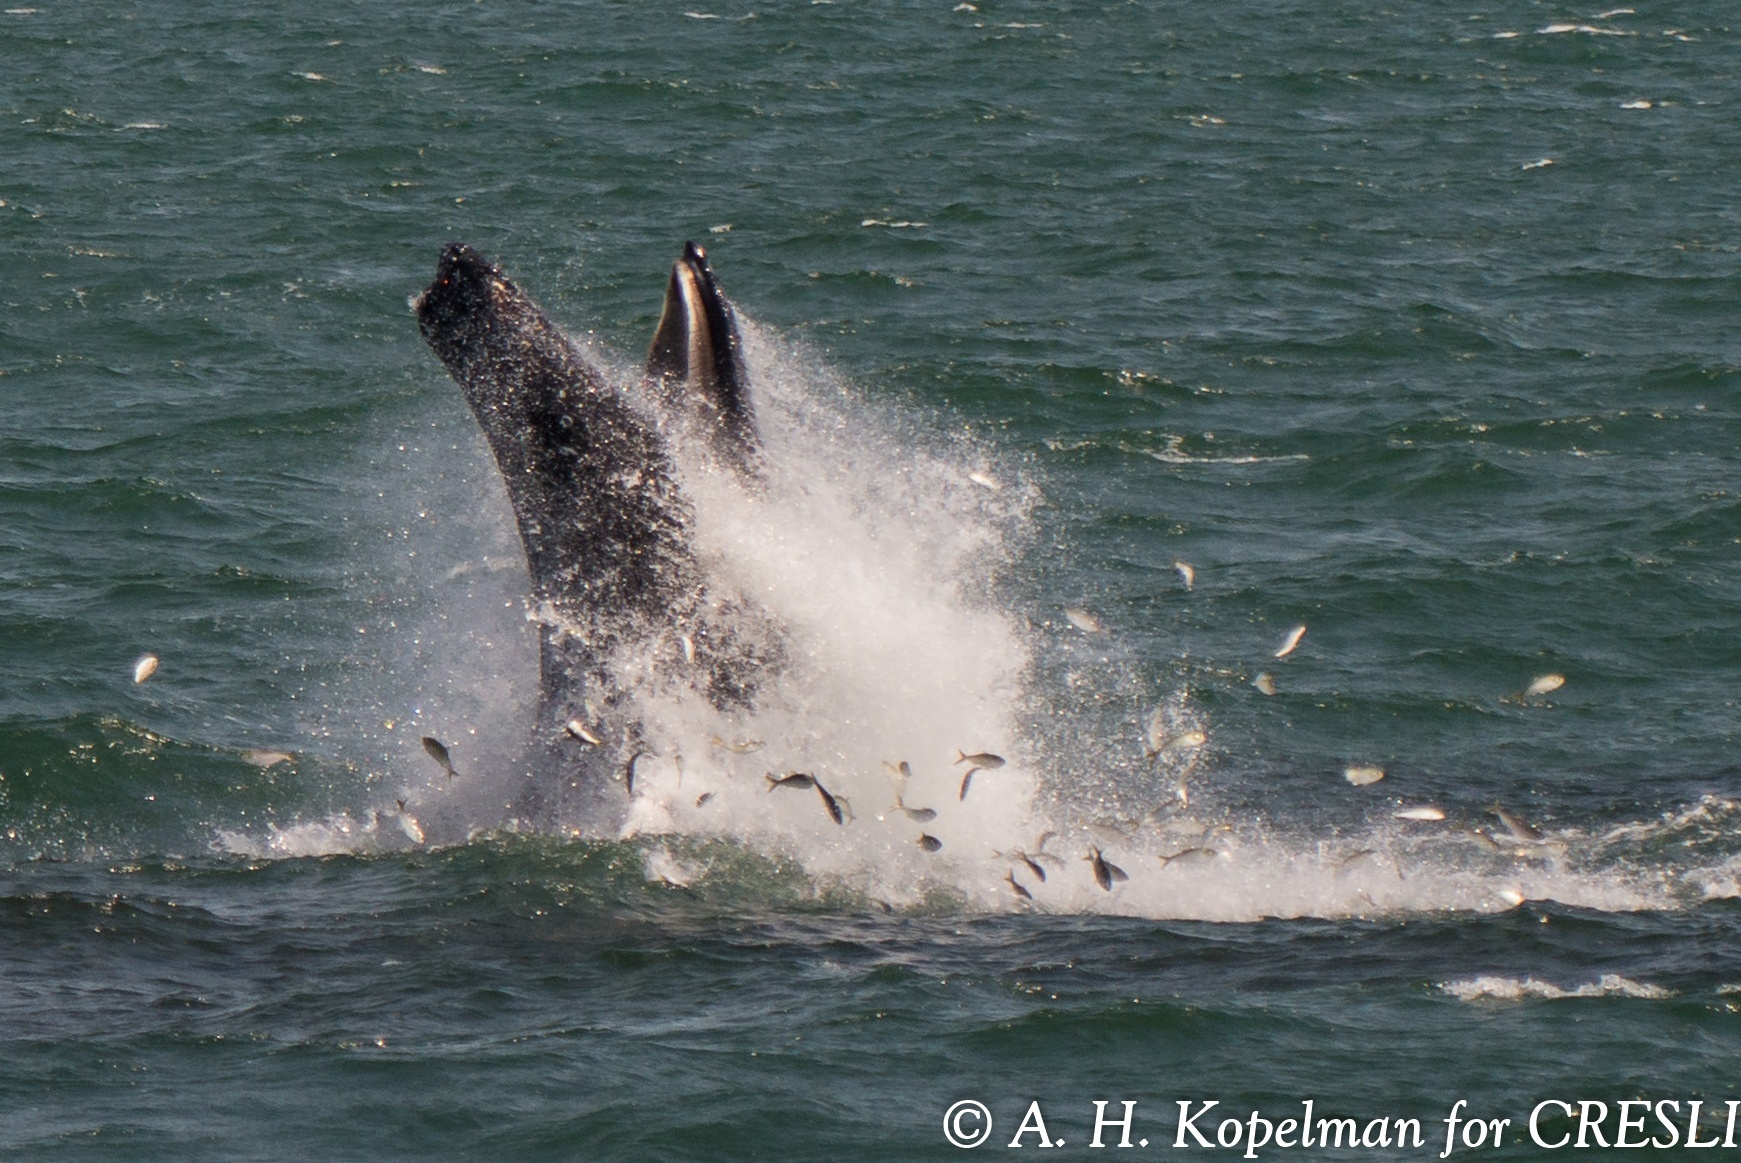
[1442,974,1672,1002]
[218,307,1739,925]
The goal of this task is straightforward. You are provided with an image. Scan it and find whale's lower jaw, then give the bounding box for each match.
[645,241,761,481]
[415,242,780,822]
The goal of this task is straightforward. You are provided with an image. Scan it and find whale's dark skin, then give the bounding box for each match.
[414,243,780,818]
[417,242,697,627]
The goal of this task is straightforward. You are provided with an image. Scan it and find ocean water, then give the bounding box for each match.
[3,0,1741,1157]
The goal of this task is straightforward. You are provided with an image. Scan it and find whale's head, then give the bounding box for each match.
[414,241,608,426]
[414,242,525,369]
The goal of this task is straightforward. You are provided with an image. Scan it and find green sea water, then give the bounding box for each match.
[3,1,1741,1158]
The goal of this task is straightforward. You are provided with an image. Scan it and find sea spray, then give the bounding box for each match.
[225,308,1718,921]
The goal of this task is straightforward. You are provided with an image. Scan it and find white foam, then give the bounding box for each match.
[601,320,1039,905]
[215,808,427,859]
[1442,974,1672,1002]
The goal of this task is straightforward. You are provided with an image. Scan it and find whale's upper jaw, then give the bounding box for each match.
[413,243,692,622]
[413,241,501,339]
[646,241,760,478]
[414,243,580,408]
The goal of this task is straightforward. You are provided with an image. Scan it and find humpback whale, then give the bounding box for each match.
[414,242,778,818]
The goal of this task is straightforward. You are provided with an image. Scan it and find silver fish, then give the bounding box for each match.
[1465,829,1500,852]
[1523,673,1565,699]
[954,751,1005,769]
[1144,706,1169,756]
[968,470,1003,492]
[1492,804,1545,843]
[564,719,603,746]
[1005,871,1034,901]
[1273,624,1307,659]
[695,792,714,808]
[1156,847,1221,868]
[1174,561,1195,590]
[894,793,937,823]
[1162,730,1206,754]
[1029,833,1066,868]
[240,749,293,768]
[709,735,764,753]
[1006,851,1048,883]
[918,833,943,852]
[1087,845,1128,891]
[420,736,458,780]
[958,767,978,801]
[1065,607,1104,633]
[815,779,845,826]
[132,653,159,684]
[1146,709,1207,757]
[765,772,817,791]
[1085,821,1131,847]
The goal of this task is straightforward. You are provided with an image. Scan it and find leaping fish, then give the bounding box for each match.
[1065,607,1104,633]
[1086,845,1128,891]
[815,779,845,826]
[1491,804,1545,843]
[996,848,1049,883]
[564,719,603,746]
[709,735,764,753]
[893,792,937,822]
[1028,832,1066,869]
[1156,847,1222,869]
[954,752,1004,802]
[1523,673,1565,699]
[420,736,459,780]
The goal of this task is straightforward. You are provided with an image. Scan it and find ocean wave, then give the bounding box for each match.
[1441,973,1673,1002]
